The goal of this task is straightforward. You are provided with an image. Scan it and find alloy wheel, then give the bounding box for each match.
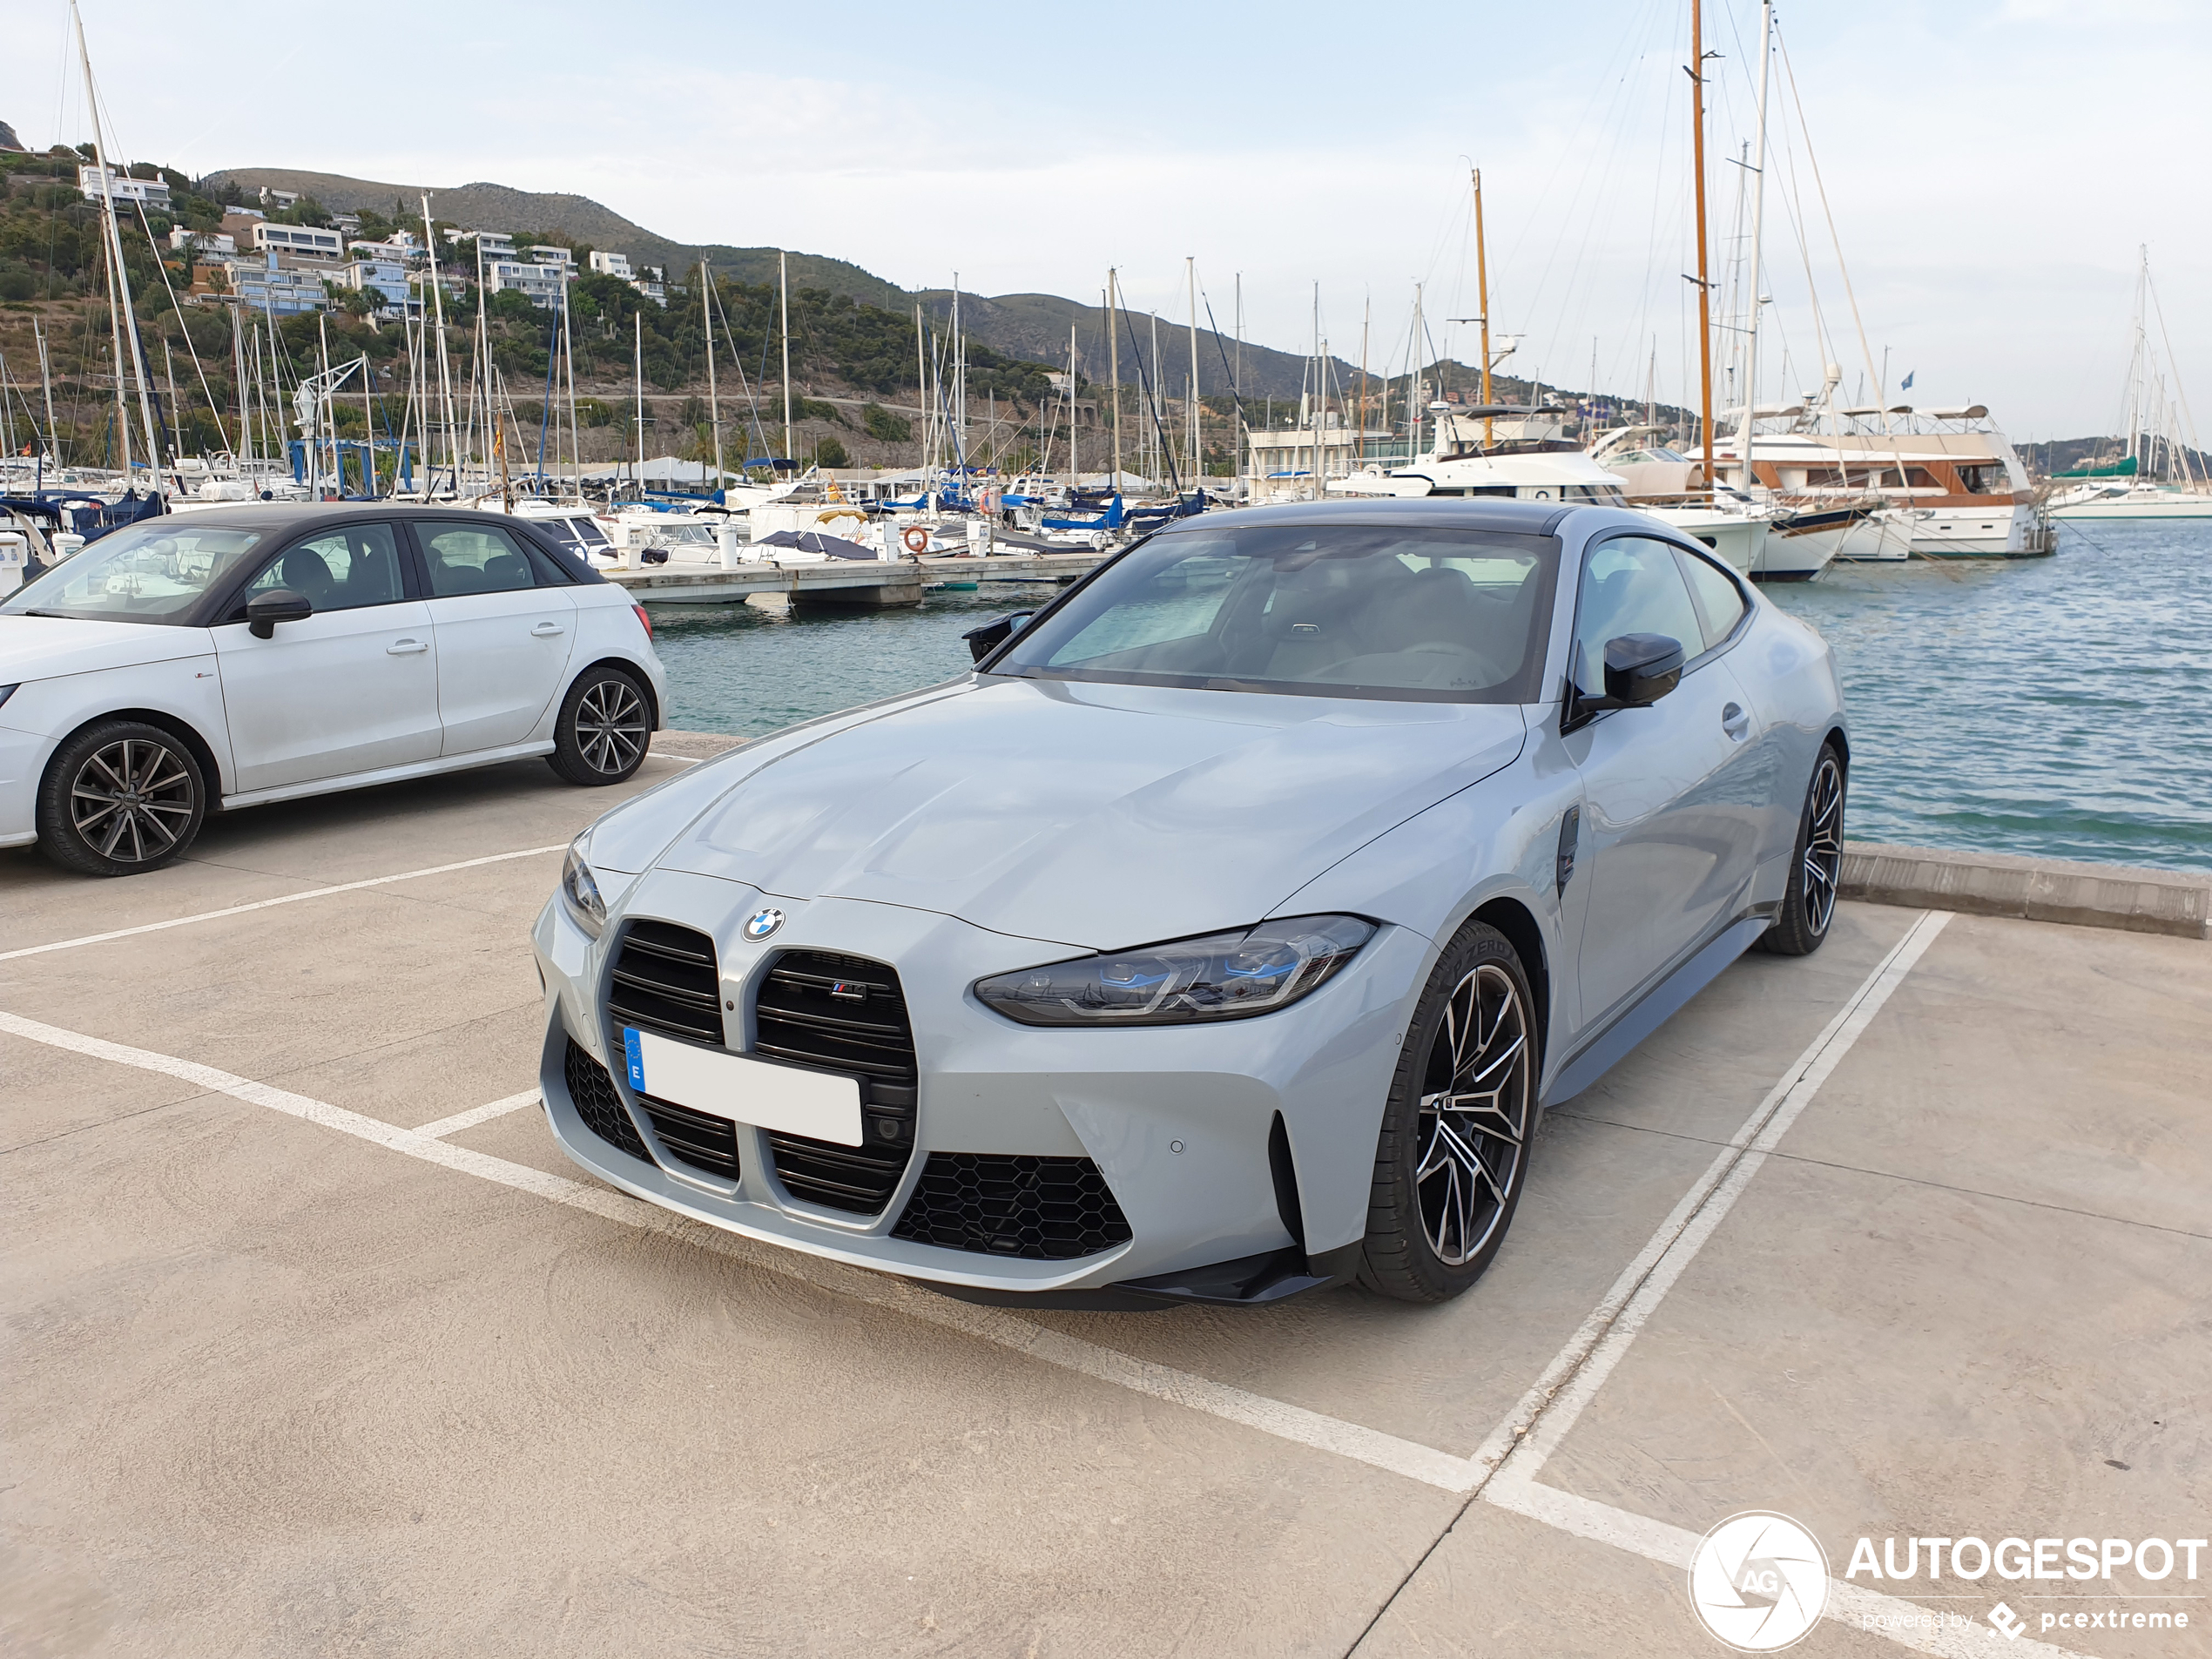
[575,678,648,776]
[70,738,197,865]
[1803,753,1844,935]
[1415,961,1534,1266]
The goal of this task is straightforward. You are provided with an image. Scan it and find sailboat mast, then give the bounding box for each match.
[421,196,457,492]
[35,320,60,469]
[779,251,792,463]
[1691,0,1717,496]
[633,311,644,483]
[1737,0,1774,491]
[1474,167,1494,446]
[1108,271,1122,493]
[72,0,140,485]
[1186,256,1200,487]
[1068,323,1078,482]
[701,260,723,490]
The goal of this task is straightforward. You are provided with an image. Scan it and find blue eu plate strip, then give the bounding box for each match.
[622,1027,645,1090]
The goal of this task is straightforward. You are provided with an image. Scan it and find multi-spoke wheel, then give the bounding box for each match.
[547,666,651,786]
[1757,744,1846,956]
[37,719,207,877]
[1359,921,1538,1302]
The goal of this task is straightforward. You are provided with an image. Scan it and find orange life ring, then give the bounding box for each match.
[900,525,932,555]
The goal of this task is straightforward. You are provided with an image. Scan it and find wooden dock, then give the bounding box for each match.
[610,550,1109,607]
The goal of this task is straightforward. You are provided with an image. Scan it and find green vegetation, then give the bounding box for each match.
[814,434,849,469]
[862,401,910,443]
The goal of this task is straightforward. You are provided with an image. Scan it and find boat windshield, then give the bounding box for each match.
[0,522,267,624]
[990,523,1560,704]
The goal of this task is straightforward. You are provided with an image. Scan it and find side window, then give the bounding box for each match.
[242,523,405,613]
[1674,547,1749,653]
[1572,536,1705,696]
[417,522,538,597]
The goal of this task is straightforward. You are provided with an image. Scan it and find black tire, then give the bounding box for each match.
[1358,921,1539,1303]
[1757,744,1845,957]
[545,665,651,786]
[37,720,207,877]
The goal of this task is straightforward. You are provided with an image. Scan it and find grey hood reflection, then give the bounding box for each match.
[657,677,1527,948]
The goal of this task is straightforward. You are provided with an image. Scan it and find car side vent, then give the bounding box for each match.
[608,919,724,1046]
[563,1037,651,1162]
[892,1154,1133,1261]
[753,950,918,1216]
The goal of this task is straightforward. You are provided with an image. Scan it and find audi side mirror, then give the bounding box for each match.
[962,610,1035,664]
[246,588,314,638]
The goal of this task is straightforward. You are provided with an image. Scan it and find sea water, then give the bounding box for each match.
[655,522,2211,874]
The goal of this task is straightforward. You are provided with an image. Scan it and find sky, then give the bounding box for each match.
[8,0,2209,437]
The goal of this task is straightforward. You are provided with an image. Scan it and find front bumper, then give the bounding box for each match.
[0,723,57,847]
[531,867,1429,1298]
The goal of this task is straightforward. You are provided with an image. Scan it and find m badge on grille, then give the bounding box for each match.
[744,907,785,941]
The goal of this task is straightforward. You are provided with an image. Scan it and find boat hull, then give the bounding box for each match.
[2049,491,2212,522]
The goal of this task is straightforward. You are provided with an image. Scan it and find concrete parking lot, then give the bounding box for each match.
[3,742,2206,1658]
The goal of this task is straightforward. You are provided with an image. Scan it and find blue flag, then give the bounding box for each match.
[1900,371,1915,391]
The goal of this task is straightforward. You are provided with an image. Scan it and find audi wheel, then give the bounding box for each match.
[37,720,208,877]
[547,666,651,786]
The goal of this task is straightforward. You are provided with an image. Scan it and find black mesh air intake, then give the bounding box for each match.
[753,950,918,1216]
[891,1154,1132,1260]
[563,1037,651,1162]
[634,1094,740,1181]
[607,919,723,1045]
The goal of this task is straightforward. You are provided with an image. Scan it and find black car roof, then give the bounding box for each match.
[144,502,536,532]
[1158,497,1579,537]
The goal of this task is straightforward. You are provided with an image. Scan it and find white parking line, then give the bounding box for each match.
[413,1090,543,1140]
[5,911,2067,1657]
[0,845,567,965]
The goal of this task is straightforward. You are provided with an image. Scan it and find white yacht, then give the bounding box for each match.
[2048,248,2211,522]
[1709,408,2052,558]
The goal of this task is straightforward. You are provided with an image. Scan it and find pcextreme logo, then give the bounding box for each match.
[1689,1511,1830,1651]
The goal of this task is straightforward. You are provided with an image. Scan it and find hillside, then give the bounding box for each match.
[205,166,1442,407]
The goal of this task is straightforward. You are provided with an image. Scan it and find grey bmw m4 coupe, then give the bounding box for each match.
[534,499,1846,1307]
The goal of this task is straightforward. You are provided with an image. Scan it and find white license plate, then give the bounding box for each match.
[622,1027,863,1146]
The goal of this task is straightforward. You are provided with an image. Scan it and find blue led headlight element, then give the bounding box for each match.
[974,914,1375,1027]
[560,839,607,938]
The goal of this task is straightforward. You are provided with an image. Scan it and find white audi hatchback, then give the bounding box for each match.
[0,504,669,875]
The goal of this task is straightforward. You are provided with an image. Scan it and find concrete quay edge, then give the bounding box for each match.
[1841,841,2209,940]
[646,733,2209,941]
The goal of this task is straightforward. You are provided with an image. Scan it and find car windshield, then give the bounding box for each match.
[0,521,267,624]
[991,523,1561,703]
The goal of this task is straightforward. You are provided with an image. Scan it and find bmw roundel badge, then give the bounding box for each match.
[744,907,785,941]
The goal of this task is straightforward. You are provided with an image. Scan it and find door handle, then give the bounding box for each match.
[531,622,566,637]
[1722,701,1750,740]
[387,638,429,655]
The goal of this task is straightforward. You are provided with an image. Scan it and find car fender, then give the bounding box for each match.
[1267,735,1583,1096]
[0,653,239,792]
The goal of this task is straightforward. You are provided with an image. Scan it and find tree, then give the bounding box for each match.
[861,402,910,443]
[815,435,849,469]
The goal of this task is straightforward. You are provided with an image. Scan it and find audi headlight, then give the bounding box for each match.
[974,914,1375,1027]
[560,840,607,938]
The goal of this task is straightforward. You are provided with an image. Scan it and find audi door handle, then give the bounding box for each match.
[1721,702,1750,740]
[531,622,566,637]
[387,638,429,655]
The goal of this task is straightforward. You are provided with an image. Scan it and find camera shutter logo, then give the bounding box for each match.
[1689,1511,1830,1651]
[744,907,784,941]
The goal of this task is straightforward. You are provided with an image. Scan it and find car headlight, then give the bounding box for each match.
[974,914,1375,1027]
[560,840,607,938]
[0,684,17,711]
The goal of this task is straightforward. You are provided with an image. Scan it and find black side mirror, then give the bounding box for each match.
[1569,632,1684,723]
[246,588,314,638]
[962,610,1035,664]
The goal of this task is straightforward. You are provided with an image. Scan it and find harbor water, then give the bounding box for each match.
[656,522,2212,875]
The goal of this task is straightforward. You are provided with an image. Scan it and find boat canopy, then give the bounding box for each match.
[2054,455,2140,480]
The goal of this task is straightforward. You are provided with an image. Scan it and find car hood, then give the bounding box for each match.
[0,614,211,684]
[650,677,1527,949]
